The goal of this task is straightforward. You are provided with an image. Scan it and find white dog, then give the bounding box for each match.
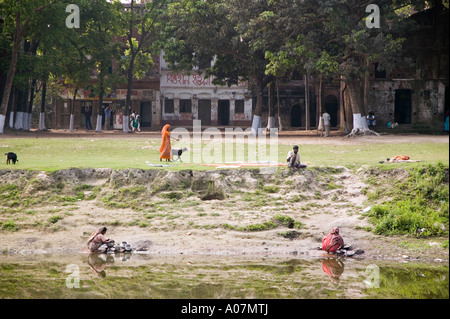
[172,147,188,162]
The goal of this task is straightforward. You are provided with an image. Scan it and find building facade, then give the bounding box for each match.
[159,55,252,128]
[366,6,449,131]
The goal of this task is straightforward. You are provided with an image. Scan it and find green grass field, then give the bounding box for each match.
[1,136,448,171]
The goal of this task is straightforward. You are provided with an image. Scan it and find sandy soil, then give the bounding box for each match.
[0,129,449,262]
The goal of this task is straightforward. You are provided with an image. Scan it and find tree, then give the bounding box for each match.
[0,0,56,134]
[264,0,419,136]
[83,0,123,132]
[163,0,285,134]
[56,0,97,132]
[31,1,79,131]
[118,0,167,132]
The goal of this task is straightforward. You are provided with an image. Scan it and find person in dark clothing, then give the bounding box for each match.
[84,106,93,130]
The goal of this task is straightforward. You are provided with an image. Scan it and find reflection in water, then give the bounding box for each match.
[87,252,132,278]
[87,253,109,278]
[0,254,448,299]
[322,258,345,284]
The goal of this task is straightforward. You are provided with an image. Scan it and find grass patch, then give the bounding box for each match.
[273,214,304,229]
[48,215,63,224]
[0,220,18,231]
[223,214,304,232]
[278,230,301,239]
[236,221,277,232]
[365,163,449,237]
[1,137,448,171]
[262,185,280,193]
[159,191,183,200]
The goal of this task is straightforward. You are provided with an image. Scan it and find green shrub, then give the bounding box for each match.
[273,214,304,229]
[237,222,277,232]
[262,185,280,193]
[365,163,449,237]
[48,215,63,224]
[159,191,183,200]
[368,197,447,237]
[1,220,18,231]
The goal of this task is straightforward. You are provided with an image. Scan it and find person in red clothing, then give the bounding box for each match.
[322,227,344,253]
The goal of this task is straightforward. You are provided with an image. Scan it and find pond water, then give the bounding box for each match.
[0,253,448,299]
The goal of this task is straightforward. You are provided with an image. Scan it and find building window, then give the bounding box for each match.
[235,100,244,114]
[374,62,386,79]
[165,98,174,113]
[180,99,192,113]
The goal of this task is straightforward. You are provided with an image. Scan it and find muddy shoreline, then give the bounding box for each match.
[0,167,448,263]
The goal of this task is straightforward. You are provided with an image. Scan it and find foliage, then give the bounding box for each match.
[0,220,18,231]
[366,163,449,237]
[263,0,419,120]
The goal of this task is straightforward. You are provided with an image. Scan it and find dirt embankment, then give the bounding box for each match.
[0,167,448,262]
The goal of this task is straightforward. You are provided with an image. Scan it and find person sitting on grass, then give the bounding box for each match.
[286,145,307,171]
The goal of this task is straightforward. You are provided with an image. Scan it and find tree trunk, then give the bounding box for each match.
[8,88,17,128]
[25,78,36,131]
[69,88,78,132]
[266,81,275,131]
[251,75,264,135]
[14,88,28,130]
[124,56,136,133]
[95,86,104,132]
[305,71,310,130]
[346,78,378,137]
[0,28,21,134]
[0,6,49,133]
[39,81,47,131]
[276,79,282,131]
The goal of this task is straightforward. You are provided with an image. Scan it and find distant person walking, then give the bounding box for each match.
[104,105,111,130]
[159,124,172,161]
[322,111,331,137]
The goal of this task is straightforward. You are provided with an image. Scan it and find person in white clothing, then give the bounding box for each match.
[322,111,331,137]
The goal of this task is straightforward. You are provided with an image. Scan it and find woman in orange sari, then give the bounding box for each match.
[159,124,172,161]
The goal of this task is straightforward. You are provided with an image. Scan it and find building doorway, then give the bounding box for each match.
[198,99,211,126]
[140,101,152,127]
[218,100,230,125]
[395,89,412,124]
[324,95,338,127]
[291,104,302,127]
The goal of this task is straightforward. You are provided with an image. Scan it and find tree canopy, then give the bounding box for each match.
[1,0,446,133]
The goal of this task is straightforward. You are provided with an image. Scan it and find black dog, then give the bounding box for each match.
[5,152,18,164]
